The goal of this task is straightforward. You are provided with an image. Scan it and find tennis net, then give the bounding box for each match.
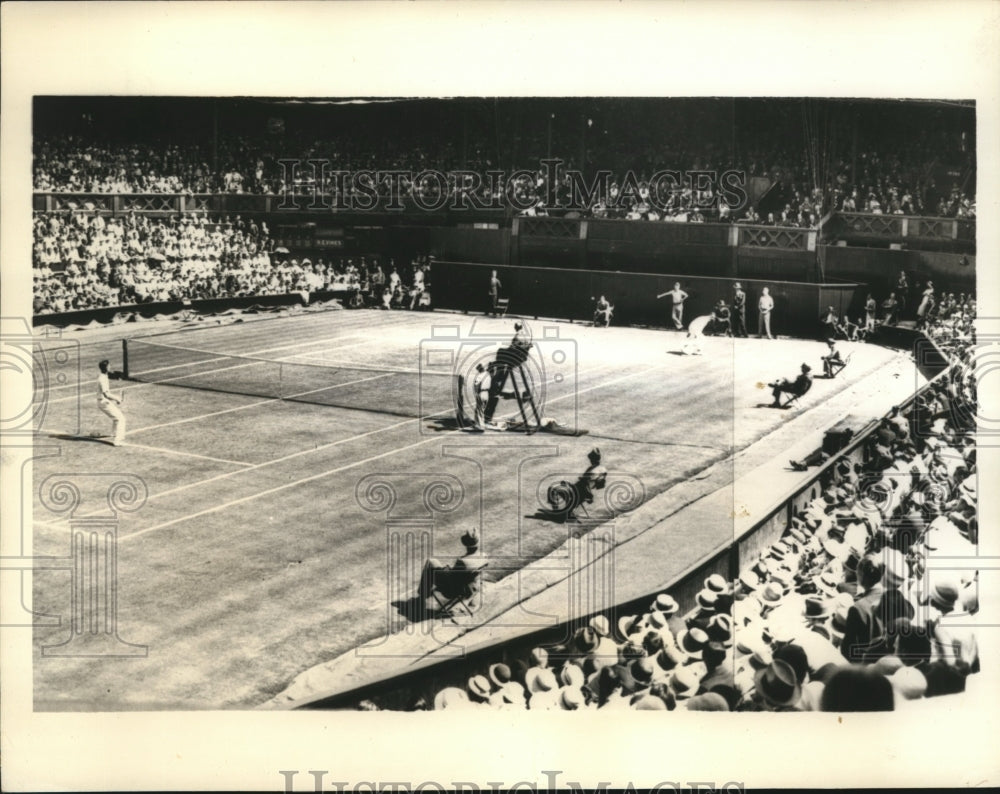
[123,337,455,419]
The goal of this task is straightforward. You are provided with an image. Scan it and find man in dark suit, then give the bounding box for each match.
[769,363,812,407]
[732,282,748,337]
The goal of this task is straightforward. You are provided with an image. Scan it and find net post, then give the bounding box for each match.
[122,338,130,379]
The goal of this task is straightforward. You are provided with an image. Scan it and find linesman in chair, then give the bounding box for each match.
[547,447,608,520]
[769,363,812,407]
[822,338,845,378]
[417,528,487,603]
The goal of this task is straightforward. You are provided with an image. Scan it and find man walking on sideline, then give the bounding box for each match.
[97,359,126,446]
[758,286,775,339]
[657,282,689,330]
[732,282,748,337]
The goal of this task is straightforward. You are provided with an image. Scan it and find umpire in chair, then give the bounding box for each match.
[483,322,533,425]
[769,363,813,408]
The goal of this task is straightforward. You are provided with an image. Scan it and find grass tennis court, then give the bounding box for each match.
[30,308,904,709]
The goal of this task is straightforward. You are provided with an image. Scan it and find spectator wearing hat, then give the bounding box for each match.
[840,554,888,664]
[769,363,812,407]
[487,664,526,709]
[467,674,493,706]
[821,338,845,379]
[587,614,619,664]
[750,659,802,711]
[650,592,686,640]
[525,666,560,710]
[416,528,485,605]
[732,282,748,337]
[700,640,736,694]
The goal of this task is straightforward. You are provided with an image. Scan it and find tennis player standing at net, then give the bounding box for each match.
[97,359,126,446]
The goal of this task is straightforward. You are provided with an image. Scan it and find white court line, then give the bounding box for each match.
[282,355,428,375]
[120,442,253,468]
[34,413,422,529]
[117,435,441,543]
[119,360,647,542]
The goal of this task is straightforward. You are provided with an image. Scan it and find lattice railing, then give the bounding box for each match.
[518,216,582,238]
[118,194,180,212]
[912,217,953,240]
[738,225,810,250]
[840,213,903,237]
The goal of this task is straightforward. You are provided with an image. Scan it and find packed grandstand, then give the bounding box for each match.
[414,315,980,712]
[30,96,980,714]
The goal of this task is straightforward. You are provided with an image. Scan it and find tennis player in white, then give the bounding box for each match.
[682,314,712,355]
[97,359,126,446]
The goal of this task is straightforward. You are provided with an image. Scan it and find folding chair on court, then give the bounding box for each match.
[779,379,813,409]
[827,351,852,379]
[430,564,487,622]
[495,298,510,317]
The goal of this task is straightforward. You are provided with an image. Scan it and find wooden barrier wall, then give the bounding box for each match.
[433,260,863,339]
[821,245,976,297]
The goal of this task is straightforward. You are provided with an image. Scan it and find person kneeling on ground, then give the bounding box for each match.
[593,295,613,328]
[769,363,813,407]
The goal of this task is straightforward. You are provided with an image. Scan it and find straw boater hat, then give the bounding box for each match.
[559,662,586,689]
[677,627,709,660]
[489,663,512,689]
[704,573,729,593]
[668,665,700,700]
[651,593,681,616]
[527,669,560,709]
[617,613,642,642]
[525,665,557,696]
[589,615,611,637]
[467,675,492,701]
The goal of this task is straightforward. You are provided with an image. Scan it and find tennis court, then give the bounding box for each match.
[30,307,904,709]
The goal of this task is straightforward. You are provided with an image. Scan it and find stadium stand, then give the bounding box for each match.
[406,315,979,711]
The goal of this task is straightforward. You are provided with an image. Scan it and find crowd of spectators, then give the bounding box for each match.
[417,317,979,712]
[31,209,433,315]
[33,127,974,226]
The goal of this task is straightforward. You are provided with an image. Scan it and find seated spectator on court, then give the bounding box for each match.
[836,314,860,342]
[821,338,845,378]
[416,528,487,605]
[548,447,607,520]
[769,363,813,407]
